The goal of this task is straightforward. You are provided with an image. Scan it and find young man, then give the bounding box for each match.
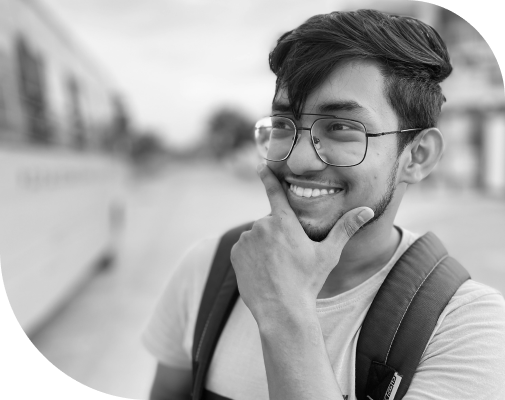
[143,9,505,400]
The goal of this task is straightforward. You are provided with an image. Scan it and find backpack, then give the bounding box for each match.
[191,222,470,400]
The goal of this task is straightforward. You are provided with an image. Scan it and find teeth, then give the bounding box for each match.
[289,184,340,198]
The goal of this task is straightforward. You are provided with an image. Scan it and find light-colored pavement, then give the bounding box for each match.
[30,161,505,399]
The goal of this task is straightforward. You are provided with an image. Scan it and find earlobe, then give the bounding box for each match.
[399,128,444,185]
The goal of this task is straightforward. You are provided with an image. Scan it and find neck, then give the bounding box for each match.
[318,214,401,299]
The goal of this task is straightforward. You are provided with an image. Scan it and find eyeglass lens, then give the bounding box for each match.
[254,116,367,166]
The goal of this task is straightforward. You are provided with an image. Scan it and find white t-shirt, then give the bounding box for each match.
[142,228,505,400]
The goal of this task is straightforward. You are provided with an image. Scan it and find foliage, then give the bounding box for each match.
[206,108,255,158]
[129,131,167,163]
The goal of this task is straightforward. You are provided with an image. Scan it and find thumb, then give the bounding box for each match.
[257,163,293,216]
[322,207,374,249]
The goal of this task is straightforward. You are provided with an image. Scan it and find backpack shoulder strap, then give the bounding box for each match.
[191,221,254,400]
[355,231,471,400]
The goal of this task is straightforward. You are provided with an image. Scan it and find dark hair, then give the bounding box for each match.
[269,9,453,154]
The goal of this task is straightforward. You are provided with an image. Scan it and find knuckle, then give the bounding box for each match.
[252,220,266,235]
[230,239,245,267]
[236,231,249,247]
[230,243,239,263]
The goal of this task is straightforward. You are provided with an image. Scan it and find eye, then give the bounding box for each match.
[327,122,352,131]
[272,121,293,130]
[320,119,365,134]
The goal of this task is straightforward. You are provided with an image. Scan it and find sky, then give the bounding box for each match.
[39,0,504,149]
[40,0,342,148]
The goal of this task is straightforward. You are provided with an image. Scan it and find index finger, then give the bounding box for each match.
[257,163,295,217]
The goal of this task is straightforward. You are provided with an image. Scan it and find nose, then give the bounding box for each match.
[286,130,327,175]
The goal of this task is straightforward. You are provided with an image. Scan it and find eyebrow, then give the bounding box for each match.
[271,102,292,113]
[271,100,369,115]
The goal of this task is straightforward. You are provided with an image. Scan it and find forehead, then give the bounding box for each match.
[273,60,397,126]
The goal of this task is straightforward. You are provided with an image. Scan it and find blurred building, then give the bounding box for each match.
[0,0,130,335]
[0,0,133,151]
[346,1,505,196]
[435,8,505,196]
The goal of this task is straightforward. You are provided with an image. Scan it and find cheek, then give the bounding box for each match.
[267,161,285,178]
[358,145,397,185]
[346,164,388,201]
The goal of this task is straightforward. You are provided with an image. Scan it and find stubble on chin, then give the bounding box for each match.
[294,210,345,242]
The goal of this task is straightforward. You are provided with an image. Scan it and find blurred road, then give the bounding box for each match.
[30,161,505,399]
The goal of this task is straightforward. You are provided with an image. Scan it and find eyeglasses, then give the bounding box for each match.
[254,114,424,167]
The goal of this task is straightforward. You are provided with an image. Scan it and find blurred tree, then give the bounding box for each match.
[206,108,254,158]
[129,130,167,165]
[105,95,132,153]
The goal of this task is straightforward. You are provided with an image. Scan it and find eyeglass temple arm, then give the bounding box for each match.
[366,128,424,137]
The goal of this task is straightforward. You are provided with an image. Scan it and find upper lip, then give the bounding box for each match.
[285,178,343,190]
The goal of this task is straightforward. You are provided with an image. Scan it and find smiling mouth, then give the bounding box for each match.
[288,184,343,198]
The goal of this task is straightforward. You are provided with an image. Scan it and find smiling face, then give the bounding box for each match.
[268,59,405,241]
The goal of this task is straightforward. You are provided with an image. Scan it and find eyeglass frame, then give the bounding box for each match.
[257,113,425,167]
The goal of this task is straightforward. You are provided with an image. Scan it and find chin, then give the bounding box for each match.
[297,214,343,242]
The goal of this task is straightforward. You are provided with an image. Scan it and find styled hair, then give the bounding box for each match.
[269,9,453,153]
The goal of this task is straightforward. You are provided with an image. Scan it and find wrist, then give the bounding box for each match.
[256,301,317,336]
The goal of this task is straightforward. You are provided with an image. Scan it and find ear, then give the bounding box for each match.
[398,128,444,185]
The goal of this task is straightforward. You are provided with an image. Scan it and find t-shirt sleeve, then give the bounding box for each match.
[404,280,505,399]
[141,237,219,370]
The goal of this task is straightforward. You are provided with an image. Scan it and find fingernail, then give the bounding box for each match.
[256,163,266,174]
[358,208,374,223]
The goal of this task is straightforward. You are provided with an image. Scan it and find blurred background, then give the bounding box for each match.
[0,0,503,399]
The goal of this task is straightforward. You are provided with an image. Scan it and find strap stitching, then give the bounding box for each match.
[195,312,212,362]
[384,254,448,363]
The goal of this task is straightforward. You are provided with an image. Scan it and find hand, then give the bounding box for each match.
[230,163,374,323]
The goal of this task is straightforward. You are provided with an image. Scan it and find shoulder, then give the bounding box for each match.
[448,279,504,309]
[424,278,505,366]
[168,236,221,304]
[147,235,222,330]
[435,279,505,334]
[177,236,221,278]
[141,235,221,368]
[407,281,505,398]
